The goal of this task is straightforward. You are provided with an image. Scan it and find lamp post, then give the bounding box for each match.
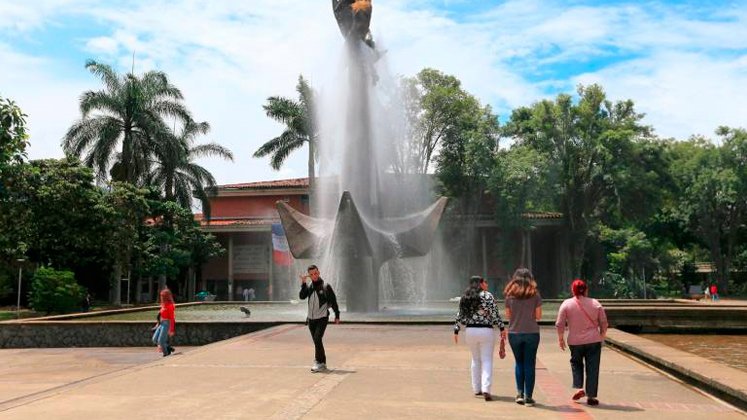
[16,258,25,319]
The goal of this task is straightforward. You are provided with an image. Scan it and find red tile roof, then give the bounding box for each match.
[196,215,279,227]
[216,177,309,191]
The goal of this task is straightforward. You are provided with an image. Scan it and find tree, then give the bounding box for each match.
[398,69,486,175]
[0,95,29,174]
[0,158,119,297]
[254,75,318,190]
[503,84,652,277]
[673,128,747,293]
[150,120,233,214]
[62,60,191,185]
[97,182,150,304]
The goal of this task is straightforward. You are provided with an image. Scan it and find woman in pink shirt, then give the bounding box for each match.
[555,279,608,406]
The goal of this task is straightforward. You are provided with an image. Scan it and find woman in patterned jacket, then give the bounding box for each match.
[454,276,507,401]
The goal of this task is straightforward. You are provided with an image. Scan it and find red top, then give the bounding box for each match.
[160,303,176,334]
[710,285,718,294]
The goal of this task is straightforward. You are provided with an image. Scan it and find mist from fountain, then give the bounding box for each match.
[312,38,442,308]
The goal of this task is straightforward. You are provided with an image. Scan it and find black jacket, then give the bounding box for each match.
[299,279,340,319]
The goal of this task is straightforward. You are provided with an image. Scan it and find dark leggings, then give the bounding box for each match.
[569,342,602,398]
[308,317,329,364]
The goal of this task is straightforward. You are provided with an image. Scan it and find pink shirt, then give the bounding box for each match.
[555,296,608,345]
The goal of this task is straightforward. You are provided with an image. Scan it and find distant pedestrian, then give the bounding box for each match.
[454,276,506,402]
[704,285,711,302]
[152,288,176,357]
[243,287,250,302]
[504,268,542,407]
[248,287,256,301]
[299,265,340,373]
[555,279,608,406]
[710,284,719,302]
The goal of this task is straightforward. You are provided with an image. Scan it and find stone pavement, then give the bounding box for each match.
[0,325,742,419]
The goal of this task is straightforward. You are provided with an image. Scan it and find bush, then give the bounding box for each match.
[29,267,86,314]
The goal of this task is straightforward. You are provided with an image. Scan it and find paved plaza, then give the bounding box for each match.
[0,325,742,419]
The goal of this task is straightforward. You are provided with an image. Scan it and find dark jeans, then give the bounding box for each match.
[308,317,329,364]
[508,332,540,398]
[569,342,602,398]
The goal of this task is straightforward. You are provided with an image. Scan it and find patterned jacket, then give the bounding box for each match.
[454,291,505,334]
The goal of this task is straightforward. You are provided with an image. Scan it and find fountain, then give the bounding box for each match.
[277,0,449,312]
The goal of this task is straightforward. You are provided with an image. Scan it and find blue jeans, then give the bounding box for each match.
[151,320,170,355]
[508,332,540,398]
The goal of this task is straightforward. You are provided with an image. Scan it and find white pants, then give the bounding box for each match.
[465,327,496,394]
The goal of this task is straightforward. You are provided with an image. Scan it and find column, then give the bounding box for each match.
[268,242,274,301]
[527,229,533,272]
[481,229,488,280]
[228,234,234,301]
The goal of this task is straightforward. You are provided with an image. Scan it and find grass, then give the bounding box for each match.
[0,309,40,321]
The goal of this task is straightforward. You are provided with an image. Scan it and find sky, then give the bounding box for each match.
[1,0,746,185]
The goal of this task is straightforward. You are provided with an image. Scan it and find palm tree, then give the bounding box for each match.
[254,75,318,193]
[149,120,234,215]
[63,60,191,185]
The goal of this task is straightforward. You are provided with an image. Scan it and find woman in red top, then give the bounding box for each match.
[152,288,176,356]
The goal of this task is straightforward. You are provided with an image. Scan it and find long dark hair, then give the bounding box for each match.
[504,268,538,299]
[459,276,483,316]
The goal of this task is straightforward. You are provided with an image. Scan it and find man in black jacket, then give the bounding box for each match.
[299,265,341,372]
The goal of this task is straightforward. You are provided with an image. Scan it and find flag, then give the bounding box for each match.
[271,223,292,266]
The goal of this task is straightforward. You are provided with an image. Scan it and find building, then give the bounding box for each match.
[198,178,567,301]
[197,178,309,301]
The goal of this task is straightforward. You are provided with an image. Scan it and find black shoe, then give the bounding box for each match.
[483,393,493,402]
[515,394,525,405]
[168,346,175,354]
[474,392,483,397]
[587,398,599,406]
[524,397,535,407]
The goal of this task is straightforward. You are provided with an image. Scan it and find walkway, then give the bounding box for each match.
[0,326,742,419]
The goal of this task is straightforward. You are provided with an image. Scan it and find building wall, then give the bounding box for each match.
[210,194,308,219]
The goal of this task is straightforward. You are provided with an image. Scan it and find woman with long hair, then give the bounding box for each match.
[152,288,176,357]
[555,279,608,406]
[504,268,542,407]
[454,276,506,401]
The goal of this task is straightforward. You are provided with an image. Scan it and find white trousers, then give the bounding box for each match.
[465,327,496,394]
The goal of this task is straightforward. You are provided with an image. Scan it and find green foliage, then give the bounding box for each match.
[63,60,192,185]
[0,269,13,301]
[29,267,86,314]
[0,96,29,173]
[148,121,233,217]
[254,75,318,186]
[0,158,112,270]
[501,84,654,276]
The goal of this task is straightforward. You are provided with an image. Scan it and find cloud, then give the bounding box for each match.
[1,0,746,186]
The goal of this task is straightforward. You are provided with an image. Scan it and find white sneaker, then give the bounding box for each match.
[311,362,328,373]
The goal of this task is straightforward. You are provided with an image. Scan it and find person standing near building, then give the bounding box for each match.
[242,287,250,302]
[556,279,608,406]
[710,284,719,302]
[299,265,340,373]
[504,268,542,407]
[454,276,506,401]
